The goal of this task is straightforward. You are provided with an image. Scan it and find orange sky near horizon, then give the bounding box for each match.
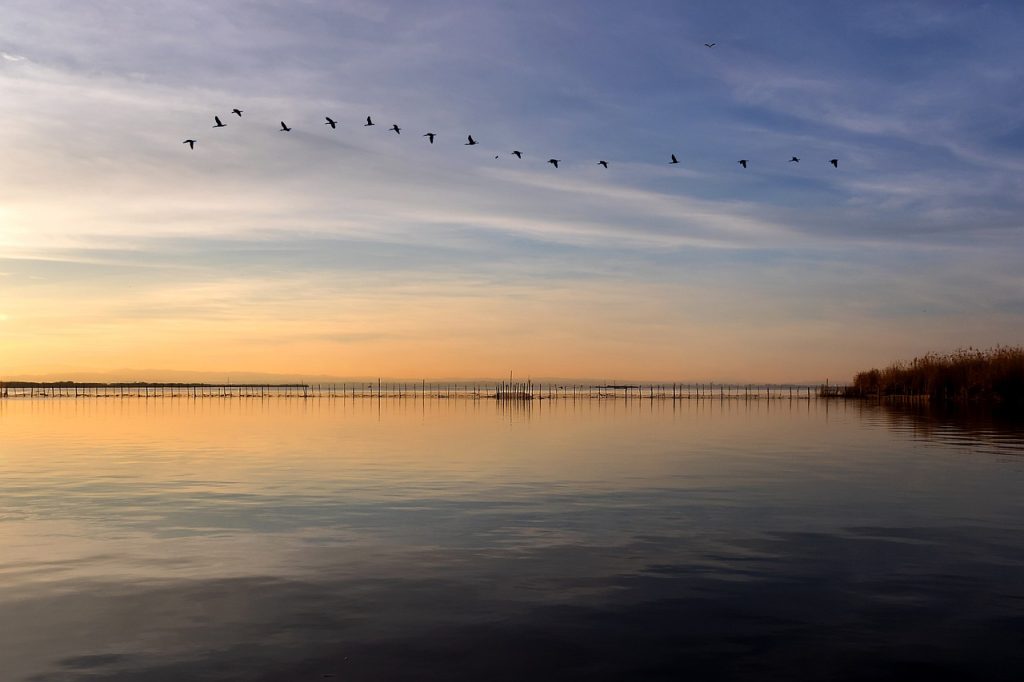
[2,267,1014,383]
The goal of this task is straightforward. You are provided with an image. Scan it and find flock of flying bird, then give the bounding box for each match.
[180,43,841,172]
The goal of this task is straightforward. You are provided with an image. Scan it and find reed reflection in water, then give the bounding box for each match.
[2,397,1023,681]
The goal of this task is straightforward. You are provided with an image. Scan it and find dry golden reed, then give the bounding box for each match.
[851,346,1024,403]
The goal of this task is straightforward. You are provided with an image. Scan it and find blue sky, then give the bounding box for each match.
[1,1,1022,380]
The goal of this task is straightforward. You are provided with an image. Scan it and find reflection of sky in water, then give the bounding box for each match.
[2,399,1024,680]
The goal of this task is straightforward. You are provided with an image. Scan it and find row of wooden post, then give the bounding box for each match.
[1,382,828,400]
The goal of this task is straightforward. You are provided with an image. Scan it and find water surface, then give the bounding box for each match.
[2,398,1023,680]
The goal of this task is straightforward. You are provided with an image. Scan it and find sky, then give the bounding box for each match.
[1,0,1022,382]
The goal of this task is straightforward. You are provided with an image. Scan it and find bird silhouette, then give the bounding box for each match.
[830,158,839,168]
[789,156,800,163]
[705,42,716,47]
[183,139,196,150]
[670,154,679,164]
[465,135,477,146]
[390,124,401,134]
[231,109,243,117]
[364,116,375,127]
[213,116,226,128]
[598,160,609,168]
[423,132,436,143]
[548,159,560,168]
[325,117,338,129]
[280,121,291,132]
[738,159,748,168]
[512,150,522,159]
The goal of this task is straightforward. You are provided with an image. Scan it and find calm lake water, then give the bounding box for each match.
[2,397,1023,681]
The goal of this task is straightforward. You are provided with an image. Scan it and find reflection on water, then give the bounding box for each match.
[2,398,1023,681]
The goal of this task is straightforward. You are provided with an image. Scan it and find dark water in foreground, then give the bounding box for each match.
[2,398,1023,681]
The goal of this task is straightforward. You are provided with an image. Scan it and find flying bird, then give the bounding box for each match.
[830,158,839,168]
[390,124,401,134]
[789,156,800,163]
[598,160,608,168]
[213,116,226,128]
[704,42,716,47]
[364,116,375,126]
[231,109,243,117]
[738,159,748,168]
[280,121,291,131]
[183,139,196,150]
[548,159,560,168]
[670,154,679,164]
[512,150,522,159]
[325,117,338,129]
[465,135,477,145]
[423,132,436,143]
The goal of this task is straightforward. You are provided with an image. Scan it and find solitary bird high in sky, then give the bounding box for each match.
[183,139,196,150]
[465,135,477,146]
[364,116,374,127]
[548,159,560,168]
[390,124,401,134]
[790,156,800,163]
[213,115,225,128]
[705,42,716,47]
[512,150,522,159]
[423,132,436,143]
[325,117,337,129]
[280,121,291,132]
[670,154,679,164]
[598,160,608,168]
[830,159,839,168]
[738,159,748,168]
[231,109,243,117]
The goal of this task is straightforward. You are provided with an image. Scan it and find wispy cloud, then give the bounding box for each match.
[1,0,1022,379]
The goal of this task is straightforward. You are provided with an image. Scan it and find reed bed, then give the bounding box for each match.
[850,346,1024,404]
